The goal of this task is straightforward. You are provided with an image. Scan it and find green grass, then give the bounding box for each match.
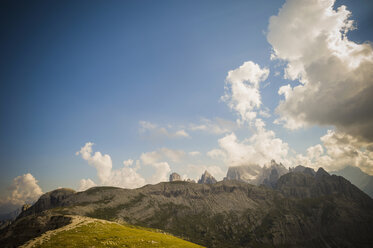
[33,220,204,248]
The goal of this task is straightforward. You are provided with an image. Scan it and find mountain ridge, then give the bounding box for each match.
[5,167,373,248]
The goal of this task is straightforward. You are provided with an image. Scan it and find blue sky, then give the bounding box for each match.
[1,0,373,213]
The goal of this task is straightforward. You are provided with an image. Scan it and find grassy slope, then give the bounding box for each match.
[34,220,204,248]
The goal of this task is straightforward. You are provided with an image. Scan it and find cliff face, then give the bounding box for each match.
[10,168,373,248]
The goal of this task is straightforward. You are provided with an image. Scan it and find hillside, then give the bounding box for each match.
[0,213,203,248]
[9,168,373,248]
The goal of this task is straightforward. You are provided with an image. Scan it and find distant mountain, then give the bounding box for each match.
[225,164,262,184]
[0,208,21,230]
[332,166,373,198]
[4,168,373,248]
[225,160,288,187]
[198,170,217,184]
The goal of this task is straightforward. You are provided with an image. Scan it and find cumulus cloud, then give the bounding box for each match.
[293,130,373,174]
[78,178,96,191]
[77,143,146,189]
[0,173,43,208]
[222,61,269,123]
[268,0,373,142]
[76,142,112,184]
[147,162,171,184]
[216,119,289,167]
[139,121,189,139]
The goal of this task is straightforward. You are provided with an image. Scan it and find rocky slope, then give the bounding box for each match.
[4,168,373,248]
[332,166,373,198]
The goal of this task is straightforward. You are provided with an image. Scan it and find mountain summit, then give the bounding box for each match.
[198,170,217,184]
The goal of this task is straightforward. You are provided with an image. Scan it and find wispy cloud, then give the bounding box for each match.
[189,117,237,135]
[139,121,189,139]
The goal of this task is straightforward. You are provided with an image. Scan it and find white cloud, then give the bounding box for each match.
[148,162,171,184]
[217,119,289,167]
[76,142,112,184]
[123,159,134,167]
[77,143,146,189]
[293,130,373,174]
[140,151,163,165]
[207,149,226,160]
[268,0,373,142]
[174,129,189,138]
[108,167,146,189]
[189,117,237,135]
[140,148,186,164]
[139,121,189,139]
[0,173,43,207]
[222,61,269,123]
[189,151,201,156]
[160,148,185,162]
[78,178,96,191]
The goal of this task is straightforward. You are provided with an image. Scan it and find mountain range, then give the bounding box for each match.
[1,164,372,247]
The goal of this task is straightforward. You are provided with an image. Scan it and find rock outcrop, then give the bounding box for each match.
[17,188,75,219]
[169,172,182,182]
[198,170,217,184]
[259,160,288,188]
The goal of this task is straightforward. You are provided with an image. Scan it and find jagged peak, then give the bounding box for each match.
[316,167,330,178]
[198,170,217,184]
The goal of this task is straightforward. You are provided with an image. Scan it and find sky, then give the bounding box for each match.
[1,0,373,213]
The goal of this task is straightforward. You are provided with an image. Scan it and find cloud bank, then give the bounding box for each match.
[0,173,43,212]
[268,0,373,143]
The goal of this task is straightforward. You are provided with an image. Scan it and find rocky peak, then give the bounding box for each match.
[198,170,217,184]
[316,167,330,178]
[260,160,288,188]
[290,165,316,176]
[169,172,181,182]
[225,164,261,184]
